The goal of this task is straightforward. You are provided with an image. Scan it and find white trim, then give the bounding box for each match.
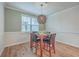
[5,41,29,47]
[4,32,30,47]
[56,40,79,48]
[5,6,37,16]
[0,48,4,56]
[48,5,79,16]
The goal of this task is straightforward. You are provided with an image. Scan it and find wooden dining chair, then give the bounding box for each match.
[43,33,56,56]
[30,32,40,54]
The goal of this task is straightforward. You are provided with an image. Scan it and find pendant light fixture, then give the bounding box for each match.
[38,3,47,24]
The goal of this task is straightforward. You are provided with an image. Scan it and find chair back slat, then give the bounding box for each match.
[31,32,38,42]
[50,33,56,43]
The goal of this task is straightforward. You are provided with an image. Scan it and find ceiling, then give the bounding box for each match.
[5,2,79,16]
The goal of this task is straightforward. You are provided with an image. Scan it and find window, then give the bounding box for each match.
[22,15,39,32]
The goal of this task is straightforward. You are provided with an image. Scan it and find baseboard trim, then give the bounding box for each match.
[56,40,79,49]
[0,48,4,56]
[4,41,29,47]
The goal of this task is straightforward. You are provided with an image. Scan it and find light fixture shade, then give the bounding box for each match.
[38,15,46,24]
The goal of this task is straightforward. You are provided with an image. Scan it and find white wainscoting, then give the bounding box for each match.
[56,32,79,48]
[4,32,79,48]
[4,32,30,47]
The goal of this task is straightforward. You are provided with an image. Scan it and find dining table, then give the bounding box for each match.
[38,33,47,57]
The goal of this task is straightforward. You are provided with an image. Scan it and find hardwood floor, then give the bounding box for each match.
[1,41,79,57]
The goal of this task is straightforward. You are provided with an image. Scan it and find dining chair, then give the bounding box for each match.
[30,32,40,54]
[43,33,56,56]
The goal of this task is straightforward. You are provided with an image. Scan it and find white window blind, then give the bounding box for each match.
[22,15,39,32]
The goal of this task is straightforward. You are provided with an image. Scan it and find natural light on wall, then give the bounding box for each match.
[21,14,39,32]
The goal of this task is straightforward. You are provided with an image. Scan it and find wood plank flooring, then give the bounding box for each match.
[1,41,79,57]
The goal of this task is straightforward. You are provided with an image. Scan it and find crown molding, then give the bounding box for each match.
[5,6,37,17]
[47,4,79,16]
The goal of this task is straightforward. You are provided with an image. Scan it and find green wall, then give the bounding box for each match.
[5,8,36,32]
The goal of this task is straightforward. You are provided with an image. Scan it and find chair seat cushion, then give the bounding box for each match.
[43,39,50,44]
[36,39,40,42]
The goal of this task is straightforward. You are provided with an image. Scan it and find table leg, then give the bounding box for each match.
[40,39,42,57]
[40,35,43,57]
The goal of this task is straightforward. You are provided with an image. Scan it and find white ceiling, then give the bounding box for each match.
[5,2,79,16]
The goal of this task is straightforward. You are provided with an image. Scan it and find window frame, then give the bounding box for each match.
[21,14,39,32]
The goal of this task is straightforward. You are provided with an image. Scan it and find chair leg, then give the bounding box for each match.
[35,43,38,55]
[44,43,45,49]
[30,42,32,49]
[30,38,32,49]
[30,42,33,51]
[49,44,51,57]
[53,44,55,54]
[52,43,55,54]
